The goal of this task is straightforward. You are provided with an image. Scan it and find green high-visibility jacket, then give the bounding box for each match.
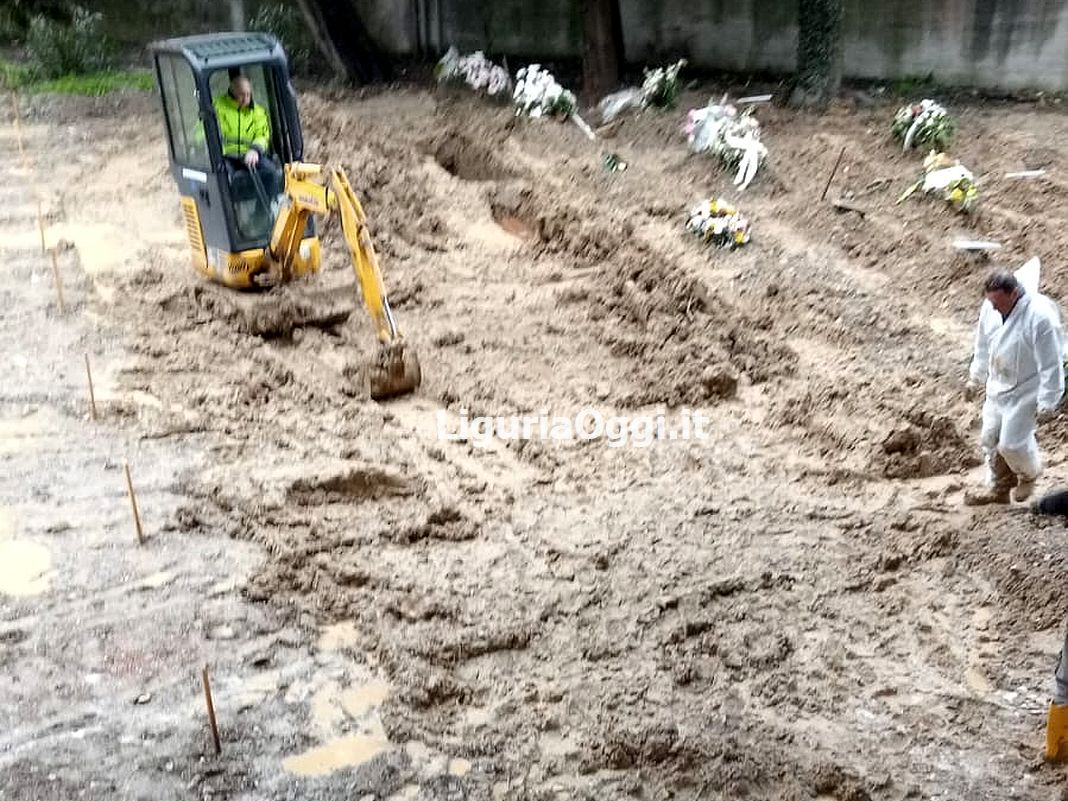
[212,92,271,157]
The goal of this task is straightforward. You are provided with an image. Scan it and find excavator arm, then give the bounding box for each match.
[266,162,421,399]
[329,167,400,346]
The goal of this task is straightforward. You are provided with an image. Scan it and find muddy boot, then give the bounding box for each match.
[964,452,1014,505]
[1012,475,1038,503]
[963,487,1011,505]
[1047,703,1068,762]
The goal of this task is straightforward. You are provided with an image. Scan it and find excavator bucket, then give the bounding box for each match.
[367,342,422,401]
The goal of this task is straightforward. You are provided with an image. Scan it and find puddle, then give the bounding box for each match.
[311,683,348,736]
[405,740,433,761]
[319,621,359,652]
[495,214,535,240]
[965,666,993,694]
[45,219,183,303]
[47,223,127,275]
[464,705,494,727]
[341,680,390,717]
[405,740,447,774]
[283,733,389,777]
[466,219,524,251]
[448,758,472,776]
[309,678,391,739]
[539,733,579,758]
[51,221,183,275]
[0,539,52,597]
[137,570,177,590]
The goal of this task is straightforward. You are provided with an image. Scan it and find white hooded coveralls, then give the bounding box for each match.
[969,289,1065,482]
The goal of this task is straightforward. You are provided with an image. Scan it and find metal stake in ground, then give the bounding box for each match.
[50,249,66,314]
[201,666,222,755]
[83,353,97,421]
[123,462,145,546]
[820,145,847,202]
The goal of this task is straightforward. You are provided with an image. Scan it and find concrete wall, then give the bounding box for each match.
[371,0,1068,90]
[839,0,1068,89]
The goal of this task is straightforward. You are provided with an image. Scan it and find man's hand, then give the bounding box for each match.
[964,380,981,401]
[244,149,260,168]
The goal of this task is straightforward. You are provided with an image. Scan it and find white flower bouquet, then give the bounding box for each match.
[598,59,687,123]
[513,64,595,140]
[435,46,511,97]
[686,198,751,249]
[684,97,767,191]
[897,151,978,213]
[513,64,577,117]
[891,99,955,152]
[640,59,687,109]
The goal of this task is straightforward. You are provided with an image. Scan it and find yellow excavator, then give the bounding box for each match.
[148,32,420,400]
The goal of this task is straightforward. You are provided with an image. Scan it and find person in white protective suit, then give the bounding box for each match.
[964,263,1065,505]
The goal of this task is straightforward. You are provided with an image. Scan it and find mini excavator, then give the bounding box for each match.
[148,32,420,400]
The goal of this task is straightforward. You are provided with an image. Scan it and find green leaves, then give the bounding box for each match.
[25,6,114,80]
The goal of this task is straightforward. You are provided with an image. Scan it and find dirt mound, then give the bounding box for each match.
[960,517,1068,630]
[429,130,517,182]
[286,466,417,504]
[297,109,447,255]
[124,264,354,340]
[387,504,479,544]
[769,376,978,479]
[579,715,874,800]
[584,246,796,406]
[489,184,633,266]
[189,284,353,338]
[875,408,980,478]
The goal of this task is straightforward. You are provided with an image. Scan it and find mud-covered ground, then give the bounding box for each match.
[5,82,1068,801]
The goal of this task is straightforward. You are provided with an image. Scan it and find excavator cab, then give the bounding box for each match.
[149,32,321,288]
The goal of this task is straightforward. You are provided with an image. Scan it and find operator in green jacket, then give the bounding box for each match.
[213,73,282,218]
[215,74,270,166]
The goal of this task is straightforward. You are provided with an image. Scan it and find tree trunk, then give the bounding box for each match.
[581,0,624,102]
[792,0,844,109]
[294,0,391,85]
[229,0,245,31]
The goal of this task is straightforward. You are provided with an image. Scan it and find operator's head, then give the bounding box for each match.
[230,75,252,108]
[984,270,1022,317]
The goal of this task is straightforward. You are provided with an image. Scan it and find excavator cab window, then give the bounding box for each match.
[157,54,211,172]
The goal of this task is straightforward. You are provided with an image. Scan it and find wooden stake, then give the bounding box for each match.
[123,462,145,546]
[201,666,222,755]
[84,353,97,421]
[821,145,847,202]
[36,200,46,253]
[11,92,24,157]
[50,249,66,314]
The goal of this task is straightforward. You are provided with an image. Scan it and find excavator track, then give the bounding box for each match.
[190,279,353,338]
